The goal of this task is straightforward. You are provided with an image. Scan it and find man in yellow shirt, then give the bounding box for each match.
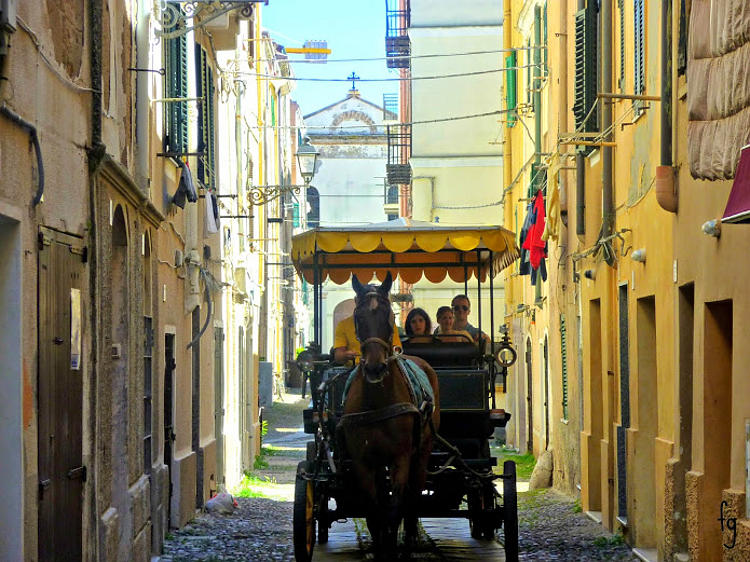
[333,311,402,363]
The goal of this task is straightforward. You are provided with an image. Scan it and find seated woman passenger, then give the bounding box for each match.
[434,305,475,344]
[405,307,433,342]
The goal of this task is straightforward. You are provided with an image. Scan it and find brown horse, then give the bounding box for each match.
[339,272,440,559]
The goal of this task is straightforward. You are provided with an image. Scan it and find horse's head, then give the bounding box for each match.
[352,272,394,383]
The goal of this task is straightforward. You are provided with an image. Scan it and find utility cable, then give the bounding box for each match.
[254,45,548,64]
[231,65,541,83]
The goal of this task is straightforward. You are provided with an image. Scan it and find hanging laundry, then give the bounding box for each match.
[518,200,535,276]
[523,189,547,270]
[172,160,198,208]
[205,191,220,235]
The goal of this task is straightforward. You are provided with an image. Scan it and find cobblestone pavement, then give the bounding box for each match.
[160,388,638,561]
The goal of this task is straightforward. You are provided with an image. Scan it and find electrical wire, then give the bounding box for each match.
[246,109,509,130]
[15,17,96,94]
[254,46,548,64]
[230,65,541,83]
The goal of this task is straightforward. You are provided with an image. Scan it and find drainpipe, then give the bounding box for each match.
[503,0,512,210]
[88,0,104,555]
[602,0,614,237]
[656,0,677,212]
[0,105,44,205]
[533,7,543,303]
[134,0,150,190]
[575,0,585,236]
[533,7,542,178]
[558,0,569,228]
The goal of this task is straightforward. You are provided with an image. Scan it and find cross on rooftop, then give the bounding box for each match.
[348,72,360,91]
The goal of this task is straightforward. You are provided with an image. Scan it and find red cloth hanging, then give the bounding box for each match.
[521,190,547,269]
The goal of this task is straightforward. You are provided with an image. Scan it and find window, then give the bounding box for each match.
[560,314,569,420]
[195,45,216,190]
[677,0,687,76]
[573,1,599,141]
[306,186,320,227]
[164,24,188,154]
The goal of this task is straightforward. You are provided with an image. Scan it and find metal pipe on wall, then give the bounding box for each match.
[576,0,586,237]
[661,0,673,167]
[602,0,614,236]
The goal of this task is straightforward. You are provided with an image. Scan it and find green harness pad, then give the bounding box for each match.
[342,357,434,407]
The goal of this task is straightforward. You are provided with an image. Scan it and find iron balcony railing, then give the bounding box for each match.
[385,0,410,69]
[386,123,411,184]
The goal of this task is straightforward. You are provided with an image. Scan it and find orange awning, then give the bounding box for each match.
[291,218,520,285]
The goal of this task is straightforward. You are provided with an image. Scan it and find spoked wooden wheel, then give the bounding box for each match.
[293,461,316,561]
[502,460,519,560]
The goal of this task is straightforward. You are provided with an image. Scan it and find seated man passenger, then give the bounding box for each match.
[405,308,433,342]
[333,299,402,364]
[434,305,474,343]
[451,294,489,347]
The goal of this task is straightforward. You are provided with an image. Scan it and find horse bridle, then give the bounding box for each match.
[353,290,395,358]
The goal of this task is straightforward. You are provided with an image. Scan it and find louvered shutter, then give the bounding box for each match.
[560,314,569,420]
[634,0,645,95]
[164,21,188,154]
[618,0,625,92]
[505,51,517,128]
[573,2,599,144]
[195,46,216,190]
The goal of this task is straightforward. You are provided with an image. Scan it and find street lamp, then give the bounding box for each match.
[247,137,320,206]
[296,136,319,186]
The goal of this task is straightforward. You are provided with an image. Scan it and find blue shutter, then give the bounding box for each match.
[618,0,625,92]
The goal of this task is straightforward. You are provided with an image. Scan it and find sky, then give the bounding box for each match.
[261,0,397,117]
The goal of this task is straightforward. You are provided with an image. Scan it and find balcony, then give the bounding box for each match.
[385,0,410,69]
[386,124,411,184]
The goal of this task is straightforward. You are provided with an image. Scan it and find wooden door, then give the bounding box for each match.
[37,228,85,561]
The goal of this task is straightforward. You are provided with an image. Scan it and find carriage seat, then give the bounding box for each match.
[401,340,482,368]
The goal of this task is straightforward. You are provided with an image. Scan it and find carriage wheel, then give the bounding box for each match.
[293,461,316,562]
[468,482,496,540]
[502,460,519,560]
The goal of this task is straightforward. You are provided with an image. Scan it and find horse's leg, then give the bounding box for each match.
[352,461,383,554]
[404,430,433,551]
[384,451,413,558]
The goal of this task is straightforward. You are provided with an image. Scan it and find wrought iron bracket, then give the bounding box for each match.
[155,1,268,40]
[247,184,304,206]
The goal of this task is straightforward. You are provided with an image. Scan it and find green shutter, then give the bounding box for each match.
[505,51,517,128]
[543,3,548,76]
[634,0,645,95]
[560,313,569,420]
[196,46,216,190]
[618,0,625,92]
[164,24,188,154]
[573,3,599,153]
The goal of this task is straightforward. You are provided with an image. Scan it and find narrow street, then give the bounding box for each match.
[161,389,637,561]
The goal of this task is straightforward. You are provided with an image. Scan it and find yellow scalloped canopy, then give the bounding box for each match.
[291,218,519,285]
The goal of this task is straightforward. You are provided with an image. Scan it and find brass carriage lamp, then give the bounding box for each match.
[296,136,320,185]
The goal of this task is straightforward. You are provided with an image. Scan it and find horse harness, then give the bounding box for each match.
[339,355,434,430]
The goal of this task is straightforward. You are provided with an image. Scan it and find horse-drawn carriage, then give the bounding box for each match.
[290,219,521,560]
